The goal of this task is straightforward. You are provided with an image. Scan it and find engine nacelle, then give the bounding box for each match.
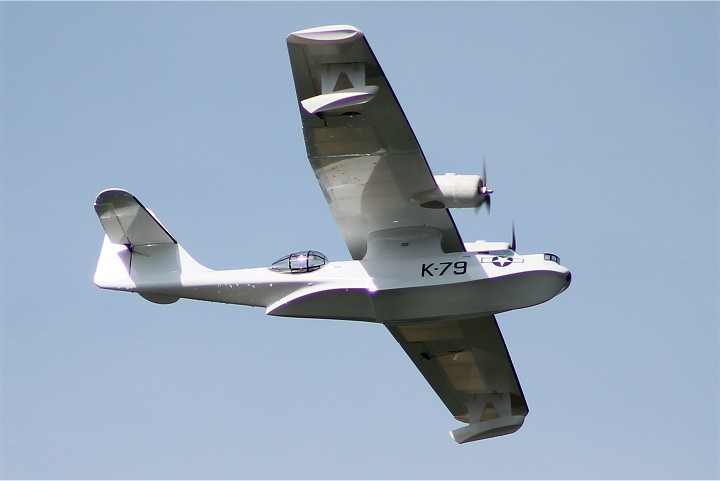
[414,173,491,209]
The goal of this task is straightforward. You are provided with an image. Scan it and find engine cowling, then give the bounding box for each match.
[415,173,492,209]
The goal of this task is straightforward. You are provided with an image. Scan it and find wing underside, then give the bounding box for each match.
[287,25,464,259]
[386,315,528,443]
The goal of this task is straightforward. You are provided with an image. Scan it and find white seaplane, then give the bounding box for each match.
[93,25,571,443]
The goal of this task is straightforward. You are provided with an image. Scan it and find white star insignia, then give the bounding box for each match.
[492,256,513,267]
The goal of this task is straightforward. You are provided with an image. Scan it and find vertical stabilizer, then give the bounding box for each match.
[93,189,210,303]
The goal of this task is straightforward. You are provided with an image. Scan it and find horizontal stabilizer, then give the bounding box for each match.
[94,189,176,247]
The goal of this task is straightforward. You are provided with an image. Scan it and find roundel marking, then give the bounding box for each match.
[492,256,514,267]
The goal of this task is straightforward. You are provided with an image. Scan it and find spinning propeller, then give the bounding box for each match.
[476,158,493,213]
[472,158,517,252]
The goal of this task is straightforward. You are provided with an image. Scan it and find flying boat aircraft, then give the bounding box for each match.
[93,25,571,443]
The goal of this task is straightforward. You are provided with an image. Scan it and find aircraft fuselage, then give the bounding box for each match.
[95,236,570,323]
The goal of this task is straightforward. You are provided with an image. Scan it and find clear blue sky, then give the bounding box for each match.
[2,2,718,479]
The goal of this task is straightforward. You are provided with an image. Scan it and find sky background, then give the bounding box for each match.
[1,2,718,479]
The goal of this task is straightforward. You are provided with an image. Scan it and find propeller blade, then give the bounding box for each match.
[511,222,517,252]
[475,194,491,215]
[482,157,487,186]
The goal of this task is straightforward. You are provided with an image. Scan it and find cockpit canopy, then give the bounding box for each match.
[270,251,328,274]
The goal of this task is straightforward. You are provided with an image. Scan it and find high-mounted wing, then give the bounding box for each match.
[287,25,464,259]
[386,316,528,443]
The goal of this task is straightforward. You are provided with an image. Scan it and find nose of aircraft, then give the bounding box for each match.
[559,271,572,294]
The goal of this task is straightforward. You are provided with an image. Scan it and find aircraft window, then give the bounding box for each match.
[544,253,561,264]
[270,251,327,274]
